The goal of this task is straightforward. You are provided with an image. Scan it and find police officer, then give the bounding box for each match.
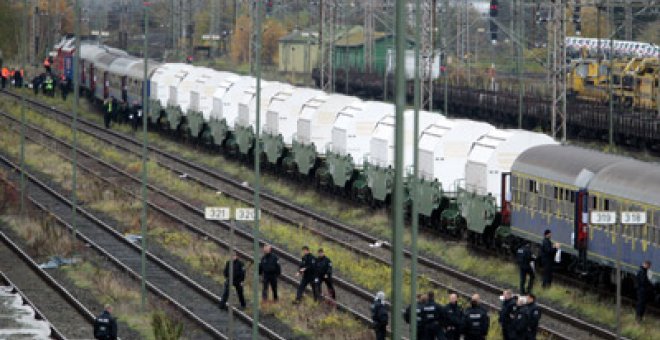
[259,244,281,302]
[129,101,143,131]
[93,304,118,340]
[499,290,518,340]
[509,295,528,340]
[60,76,69,100]
[104,98,113,128]
[404,294,425,340]
[314,248,335,301]
[1,67,7,89]
[517,243,535,294]
[422,291,443,340]
[524,294,541,340]
[371,291,388,340]
[541,229,558,288]
[294,245,316,303]
[219,253,247,309]
[636,260,653,322]
[462,294,489,340]
[443,293,462,340]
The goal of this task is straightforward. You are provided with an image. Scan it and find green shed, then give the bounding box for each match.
[333,26,414,74]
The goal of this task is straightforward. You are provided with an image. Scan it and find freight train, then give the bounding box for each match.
[54,41,659,293]
[568,56,659,110]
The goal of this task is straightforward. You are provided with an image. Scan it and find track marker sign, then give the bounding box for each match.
[621,211,647,225]
[235,208,259,221]
[590,211,616,224]
[205,207,230,221]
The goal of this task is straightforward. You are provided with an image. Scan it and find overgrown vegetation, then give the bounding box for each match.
[152,311,184,340]
[0,114,367,339]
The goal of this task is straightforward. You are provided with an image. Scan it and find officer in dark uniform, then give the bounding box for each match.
[404,294,425,340]
[509,296,528,340]
[636,260,653,322]
[499,289,517,340]
[541,229,557,288]
[462,294,489,340]
[294,245,316,303]
[422,291,444,340]
[371,291,388,340]
[443,293,463,340]
[258,244,281,302]
[129,101,142,131]
[219,253,247,309]
[104,98,113,128]
[314,248,335,301]
[517,243,535,294]
[524,294,541,340]
[93,304,118,340]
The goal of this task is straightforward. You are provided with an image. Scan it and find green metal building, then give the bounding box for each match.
[333,26,414,75]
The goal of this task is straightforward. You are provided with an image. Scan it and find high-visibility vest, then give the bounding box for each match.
[1,68,8,78]
[45,79,53,90]
[108,101,113,113]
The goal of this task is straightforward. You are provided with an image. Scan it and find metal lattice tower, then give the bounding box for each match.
[319,0,337,91]
[550,0,567,142]
[420,0,436,110]
[364,0,375,73]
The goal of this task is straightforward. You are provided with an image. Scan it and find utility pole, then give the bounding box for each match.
[517,0,525,128]
[251,0,264,338]
[141,0,151,311]
[364,0,374,73]
[392,0,406,337]
[550,0,567,142]
[319,0,336,92]
[421,0,436,110]
[624,0,633,40]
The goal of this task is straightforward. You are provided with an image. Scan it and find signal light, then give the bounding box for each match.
[489,0,498,17]
[490,21,498,44]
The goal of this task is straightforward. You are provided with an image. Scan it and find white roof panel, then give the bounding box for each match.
[331,101,391,166]
[264,88,323,145]
[296,94,360,156]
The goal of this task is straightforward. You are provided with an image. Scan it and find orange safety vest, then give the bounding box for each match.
[44,58,50,67]
[20,69,24,77]
[1,68,8,78]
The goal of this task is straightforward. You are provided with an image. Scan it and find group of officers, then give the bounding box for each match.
[217,244,336,310]
[370,290,539,340]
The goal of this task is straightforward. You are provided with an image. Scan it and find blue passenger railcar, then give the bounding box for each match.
[587,161,660,282]
[510,146,623,269]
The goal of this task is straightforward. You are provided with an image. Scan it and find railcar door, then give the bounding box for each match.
[574,189,589,270]
[121,76,128,103]
[103,71,109,99]
[90,64,96,96]
[500,172,512,226]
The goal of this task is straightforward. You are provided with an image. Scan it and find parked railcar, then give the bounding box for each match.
[262,87,322,168]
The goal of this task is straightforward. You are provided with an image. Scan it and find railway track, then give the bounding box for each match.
[0,229,94,340]
[0,104,388,336]
[0,151,286,340]
[0,90,628,338]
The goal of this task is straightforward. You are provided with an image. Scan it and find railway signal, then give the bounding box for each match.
[489,0,498,44]
[573,0,582,36]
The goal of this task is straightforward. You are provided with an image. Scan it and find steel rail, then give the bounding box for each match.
[0,109,386,334]
[0,233,95,340]
[0,153,285,340]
